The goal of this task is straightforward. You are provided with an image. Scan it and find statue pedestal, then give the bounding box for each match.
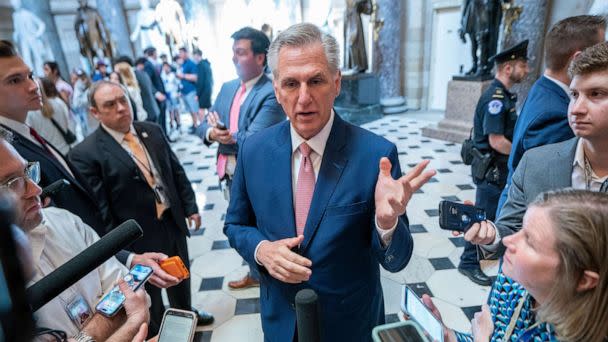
[421,79,492,143]
[335,72,382,126]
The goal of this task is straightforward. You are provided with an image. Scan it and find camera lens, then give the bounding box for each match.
[461,214,470,224]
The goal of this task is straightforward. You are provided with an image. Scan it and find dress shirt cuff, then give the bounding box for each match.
[480,221,501,252]
[375,215,398,247]
[254,240,268,265]
[205,127,213,143]
[125,253,135,269]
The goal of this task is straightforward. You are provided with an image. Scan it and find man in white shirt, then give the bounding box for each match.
[465,41,608,257]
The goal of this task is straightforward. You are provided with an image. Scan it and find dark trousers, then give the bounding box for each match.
[143,213,191,337]
[459,179,502,269]
[157,100,167,136]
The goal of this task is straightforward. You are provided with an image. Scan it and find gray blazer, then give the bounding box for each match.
[197,74,285,156]
[486,137,577,257]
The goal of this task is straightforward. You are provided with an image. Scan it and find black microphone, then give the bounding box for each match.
[295,289,321,342]
[26,219,143,312]
[40,179,70,199]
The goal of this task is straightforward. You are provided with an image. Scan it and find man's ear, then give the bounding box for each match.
[90,106,101,120]
[272,79,281,104]
[577,270,599,292]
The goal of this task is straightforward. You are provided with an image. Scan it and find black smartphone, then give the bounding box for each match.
[40,179,70,199]
[215,120,227,130]
[158,309,198,342]
[95,264,153,317]
[438,200,486,232]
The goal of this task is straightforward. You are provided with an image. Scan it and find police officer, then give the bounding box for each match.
[459,40,529,286]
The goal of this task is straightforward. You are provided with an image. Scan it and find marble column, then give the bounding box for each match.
[21,0,69,78]
[372,0,403,100]
[501,0,550,106]
[96,0,134,60]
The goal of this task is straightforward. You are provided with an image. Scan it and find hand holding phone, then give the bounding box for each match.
[160,256,189,280]
[95,264,153,317]
[401,286,444,342]
[438,200,486,232]
[158,309,197,342]
[215,120,227,130]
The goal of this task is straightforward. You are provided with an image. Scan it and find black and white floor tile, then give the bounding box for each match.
[170,112,498,341]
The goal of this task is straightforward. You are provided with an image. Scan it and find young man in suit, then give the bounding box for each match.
[68,81,214,335]
[224,23,435,341]
[465,41,608,257]
[497,15,606,214]
[198,27,286,290]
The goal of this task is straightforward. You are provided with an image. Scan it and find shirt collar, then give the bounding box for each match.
[290,110,335,157]
[572,138,585,168]
[243,72,264,92]
[544,74,571,99]
[102,123,136,144]
[0,115,30,138]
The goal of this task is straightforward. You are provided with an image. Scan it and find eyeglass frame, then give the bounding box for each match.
[0,161,41,195]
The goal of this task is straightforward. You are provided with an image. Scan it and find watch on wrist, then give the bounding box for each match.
[73,330,96,342]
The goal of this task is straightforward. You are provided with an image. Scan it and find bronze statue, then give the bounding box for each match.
[74,0,114,69]
[459,0,507,76]
[344,0,373,73]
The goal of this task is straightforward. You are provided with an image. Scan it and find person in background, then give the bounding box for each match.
[92,60,109,82]
[43,61,73,105]
[193,49,212,123]
[176,47,199,134]
[70,68,93,136]
[115,62,149,122]
[161,61,181,134]
[27,77,75,156]
[425,190,608,342]
[143,47,168,138]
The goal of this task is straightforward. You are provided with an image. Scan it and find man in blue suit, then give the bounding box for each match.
[198,27,285,289]
[224,23,435,341]
[497,15,606,214]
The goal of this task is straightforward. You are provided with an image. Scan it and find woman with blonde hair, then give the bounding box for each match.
[425,189,608,341]
[114,61,148,121]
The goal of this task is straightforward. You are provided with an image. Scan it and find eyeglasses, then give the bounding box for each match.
[0,162,40,195]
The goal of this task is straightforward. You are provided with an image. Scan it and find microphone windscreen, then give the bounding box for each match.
[26,219,143,311]
[295,289,321,342]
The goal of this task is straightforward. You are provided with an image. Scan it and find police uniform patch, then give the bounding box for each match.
[488,100,503,115]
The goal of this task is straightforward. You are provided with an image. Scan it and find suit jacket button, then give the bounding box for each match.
[290,303,295,310]
[386,255,393,262]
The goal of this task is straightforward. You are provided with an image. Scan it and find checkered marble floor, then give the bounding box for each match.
[170,112,498,341]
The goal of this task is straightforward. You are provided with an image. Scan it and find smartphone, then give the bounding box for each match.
[215,120,227,130]
[160,256,190,280]
[40,179,70,199]
[438,200,486,232]
[95,264,153,317]
[401,286,444,342]
[158,308,198,342]
[372,321,428,342]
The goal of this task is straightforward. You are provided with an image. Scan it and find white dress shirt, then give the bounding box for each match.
[544,74,572,100]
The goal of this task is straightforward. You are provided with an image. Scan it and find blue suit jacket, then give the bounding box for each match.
[198,75,285,157]
[224,114,413,342]
[497,76,572,215]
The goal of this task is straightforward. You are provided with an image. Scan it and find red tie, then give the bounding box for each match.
[295,143,316,236]
[29,127,54,156]
[217,83,247,179]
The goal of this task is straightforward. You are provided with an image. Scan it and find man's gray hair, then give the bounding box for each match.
[267,23,340,77]
[88,80,130,109]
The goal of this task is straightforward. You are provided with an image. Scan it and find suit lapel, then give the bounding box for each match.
[97,127,141,176]
[238,76,267,128]
[134,124,164,178]
[269,123,296,240]
[554,137,578,187]
[301,115,348,252]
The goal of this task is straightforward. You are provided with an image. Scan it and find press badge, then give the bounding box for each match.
[66,294,92,328]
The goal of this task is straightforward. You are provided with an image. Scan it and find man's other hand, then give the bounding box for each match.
[257,235,312,284]
[375,158,435,229]
[131,253,181,288]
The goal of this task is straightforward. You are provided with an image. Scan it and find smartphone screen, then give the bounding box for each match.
[158,310,196,342]
[96,264,153,317]
[402,287,443,342]
[376,323,427,342]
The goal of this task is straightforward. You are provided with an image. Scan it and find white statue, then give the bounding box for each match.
[155,0,189,54]
[10,0,54,76]
[589,0,608,40]
[130,0,167,54]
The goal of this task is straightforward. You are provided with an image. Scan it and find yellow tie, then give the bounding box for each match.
[123,132,166,218]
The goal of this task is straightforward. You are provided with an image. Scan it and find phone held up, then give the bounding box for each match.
[158,308,198,342]
[215,120,227,130]
[401,285,444,342]
[438,200,486,233]
[95,264,153,317]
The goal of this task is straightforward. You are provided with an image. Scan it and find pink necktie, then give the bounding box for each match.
[295,143,316,236]
[217,82,246,179]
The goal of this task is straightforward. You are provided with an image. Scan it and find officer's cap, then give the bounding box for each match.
[491,40,529,65]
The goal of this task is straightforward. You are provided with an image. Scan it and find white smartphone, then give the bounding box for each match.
[401,285,444,342]
[158,308,198,342]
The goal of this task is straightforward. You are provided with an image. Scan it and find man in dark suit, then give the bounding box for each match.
[224,23,435,341]
[497,15,606,214]
[198,27,285,289]
[193,49,213,120]
[68,81,214,335]
[143,47,168,137]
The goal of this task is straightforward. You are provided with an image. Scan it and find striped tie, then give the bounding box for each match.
[295,143,315,236]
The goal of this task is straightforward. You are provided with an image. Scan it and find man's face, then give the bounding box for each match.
[568,69,608,142]
[91,83,133,133]
[232,39,264,82]
[178,50,188,61]
[0,56,41,122]
[99,65,107,74]
[43,64,52,78]
[273,42,341,140]
[0,141,42,231]
[508,60,529,84]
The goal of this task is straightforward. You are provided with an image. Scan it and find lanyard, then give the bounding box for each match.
[503,293,542,341]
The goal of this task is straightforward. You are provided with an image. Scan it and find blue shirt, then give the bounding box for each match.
[180,59,197,94]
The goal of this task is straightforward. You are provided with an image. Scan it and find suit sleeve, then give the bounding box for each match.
[223,138,268,268]
[196,84,225,146]
[68,146,116,232]
[521,112,574,161]
[370,145,414,273]
[234,93,285,148]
